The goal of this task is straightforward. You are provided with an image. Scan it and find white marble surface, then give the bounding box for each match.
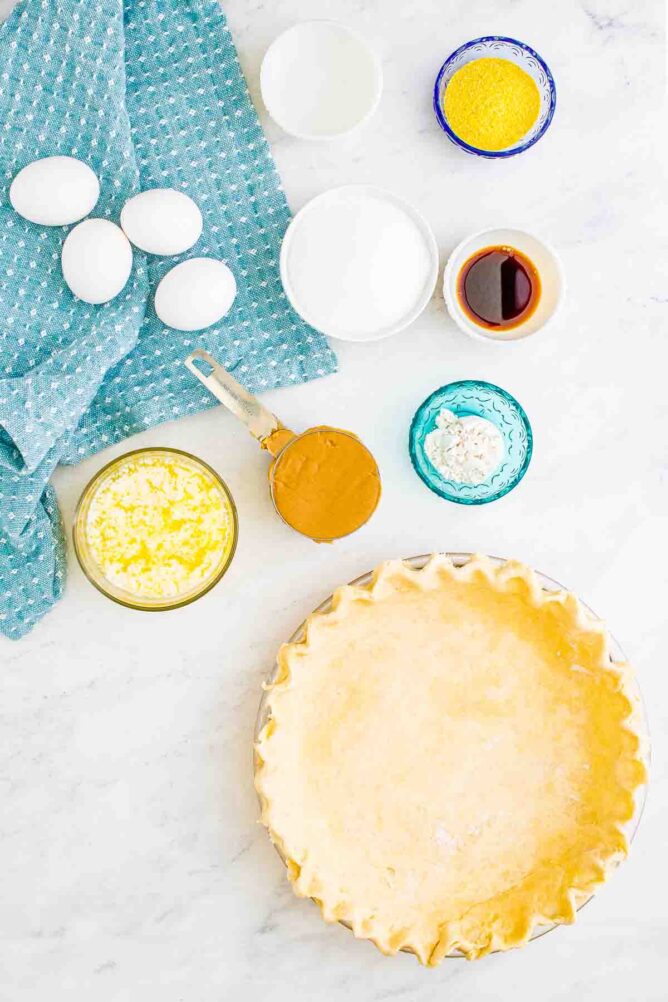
[2,0,667,998]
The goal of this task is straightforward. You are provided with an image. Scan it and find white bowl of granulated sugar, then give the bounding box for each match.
[280,185,439,343]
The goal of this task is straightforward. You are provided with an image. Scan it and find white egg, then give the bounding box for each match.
[154,257,237,331]
[10,156,100,226]
[120,188,203,256]
[61,219,133,305]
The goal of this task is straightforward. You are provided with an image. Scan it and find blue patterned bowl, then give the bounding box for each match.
[409,380,533,504]
[433,36,556,158]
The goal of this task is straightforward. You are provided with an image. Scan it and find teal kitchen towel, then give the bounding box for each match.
[0,0,337,638]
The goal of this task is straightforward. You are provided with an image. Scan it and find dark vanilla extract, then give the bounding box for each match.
[457,246,540,331]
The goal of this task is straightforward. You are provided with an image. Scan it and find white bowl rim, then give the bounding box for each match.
[260,19,383,142]
[280,183,440,342]
[443,227,566,343]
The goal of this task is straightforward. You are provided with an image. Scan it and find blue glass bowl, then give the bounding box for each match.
[433,36,557,159]
[409,381,533,504]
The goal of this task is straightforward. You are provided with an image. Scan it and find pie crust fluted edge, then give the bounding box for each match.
[254,554,649,963]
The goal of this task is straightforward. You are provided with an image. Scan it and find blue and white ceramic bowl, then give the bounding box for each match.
[433,36,557,159]
[409,380,533,504]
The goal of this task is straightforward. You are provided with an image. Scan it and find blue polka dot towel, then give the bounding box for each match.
[0,0,337,638]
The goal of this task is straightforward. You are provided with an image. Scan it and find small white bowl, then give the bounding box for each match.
[280,184,439,342]
[443,228,565,342]
[260,20,383,141]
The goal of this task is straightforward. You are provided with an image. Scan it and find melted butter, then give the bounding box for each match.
[84,452,235,598]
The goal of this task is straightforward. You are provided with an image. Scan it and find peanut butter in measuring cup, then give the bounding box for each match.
[185,351,381,542]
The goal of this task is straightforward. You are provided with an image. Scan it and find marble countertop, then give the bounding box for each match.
[2,0,667,999]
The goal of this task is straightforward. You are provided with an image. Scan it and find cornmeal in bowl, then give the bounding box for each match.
[443,57,540,151]
[255,555,647,963]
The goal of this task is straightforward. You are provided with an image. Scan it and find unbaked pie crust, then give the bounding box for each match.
[255,555,647,963]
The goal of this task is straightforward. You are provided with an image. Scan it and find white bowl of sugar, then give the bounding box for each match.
[280,185,439,343]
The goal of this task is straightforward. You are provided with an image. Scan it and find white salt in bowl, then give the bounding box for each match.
[443,227,565,343]
[280,185,439,342]
[260,21,382,140]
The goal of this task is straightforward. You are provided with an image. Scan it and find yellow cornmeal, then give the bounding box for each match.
[444,57,540,151]
[84,454,235,599]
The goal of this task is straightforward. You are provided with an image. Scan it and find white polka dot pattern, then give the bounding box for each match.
[0,0,337,638]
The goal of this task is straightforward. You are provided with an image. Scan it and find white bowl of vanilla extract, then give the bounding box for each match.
[443,228,565,343]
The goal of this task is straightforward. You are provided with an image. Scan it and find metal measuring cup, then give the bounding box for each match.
[184,349,381,542]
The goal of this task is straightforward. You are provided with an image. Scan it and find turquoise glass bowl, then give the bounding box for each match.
[409,380,532,504]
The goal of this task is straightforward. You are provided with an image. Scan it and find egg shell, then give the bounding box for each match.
[120,188,203,256]
[61,219,133,305]
[154,258,237,331]
[10,156,100,226]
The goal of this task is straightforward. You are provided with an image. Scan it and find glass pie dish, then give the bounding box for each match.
[254,553,649,960]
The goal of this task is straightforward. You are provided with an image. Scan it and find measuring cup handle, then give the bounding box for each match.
[184,349,281,445]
